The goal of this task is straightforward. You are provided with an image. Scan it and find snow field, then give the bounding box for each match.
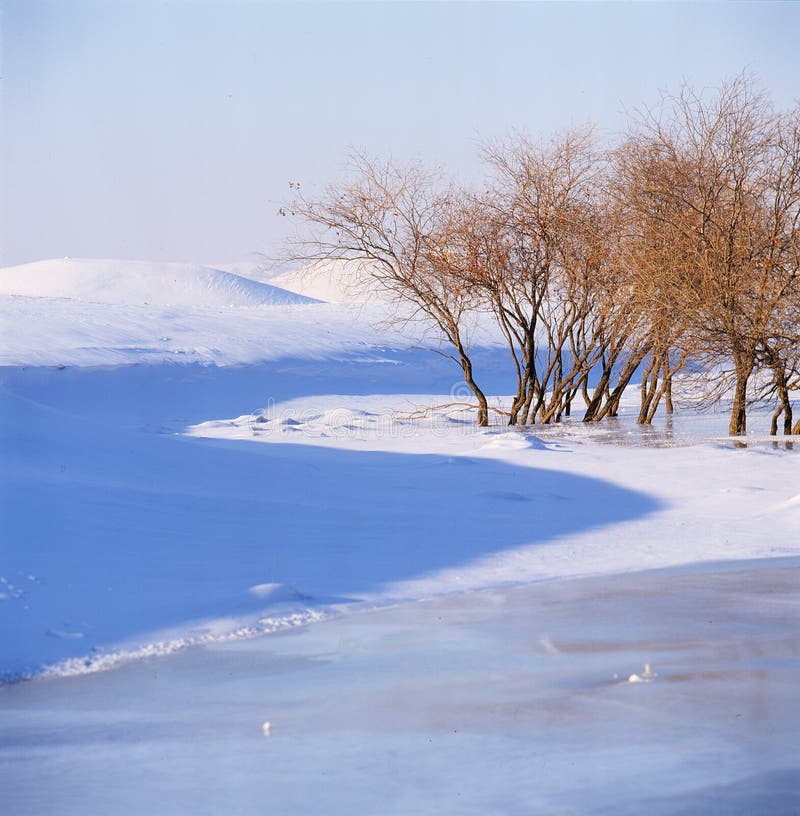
[1,256,799,814]
[0,256,798,680]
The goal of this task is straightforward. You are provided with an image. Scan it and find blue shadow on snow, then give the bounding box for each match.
[0,360,661,679]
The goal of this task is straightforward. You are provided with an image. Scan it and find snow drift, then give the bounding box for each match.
[0,258,319,308]
[269,259,378,303]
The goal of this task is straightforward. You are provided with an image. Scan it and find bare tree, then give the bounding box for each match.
[284,78,798,436]
[285,153,491,425]
[611,137,697,424]
[477,128,613,425]
[758,103,800,435]
[621,75,798,434]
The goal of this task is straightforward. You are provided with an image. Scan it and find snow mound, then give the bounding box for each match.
[270,259,380,304]
[210,260,273,282]
[0,258,319,308]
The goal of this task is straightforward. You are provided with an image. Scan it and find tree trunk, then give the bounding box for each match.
[464,368,489,426]
[456,345,488,427]
[770,407,781,436]
[592,346,650,423]
[583,368,611,422]
[508,367,533,426]
[637,356,659,425]
[517,363,539,425]
[778,382,792,435]
[581,375,591,408]
[663,367,674,415]
[728,364,750,436]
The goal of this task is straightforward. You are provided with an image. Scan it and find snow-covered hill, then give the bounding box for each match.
[269,259,378,303]
[0,258,409,367]
[0,258,319,308]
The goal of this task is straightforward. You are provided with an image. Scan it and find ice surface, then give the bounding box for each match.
[1,559,798,815]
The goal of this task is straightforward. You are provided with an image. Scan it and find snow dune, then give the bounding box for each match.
[0,258,418,367]
[0,258,319,308]
[0,257,501,368]
[269,259,378,303]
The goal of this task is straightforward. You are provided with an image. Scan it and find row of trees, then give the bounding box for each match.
[287,76,800,435]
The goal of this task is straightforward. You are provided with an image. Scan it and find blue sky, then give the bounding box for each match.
[2,1,799,267]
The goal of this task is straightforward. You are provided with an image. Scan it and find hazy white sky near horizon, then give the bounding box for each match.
[2,0,799,268]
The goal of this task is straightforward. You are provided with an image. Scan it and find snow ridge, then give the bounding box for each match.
[21,609,328,683]
[0,258,320,308]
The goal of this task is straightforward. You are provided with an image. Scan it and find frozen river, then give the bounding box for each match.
[3,557,799,815]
